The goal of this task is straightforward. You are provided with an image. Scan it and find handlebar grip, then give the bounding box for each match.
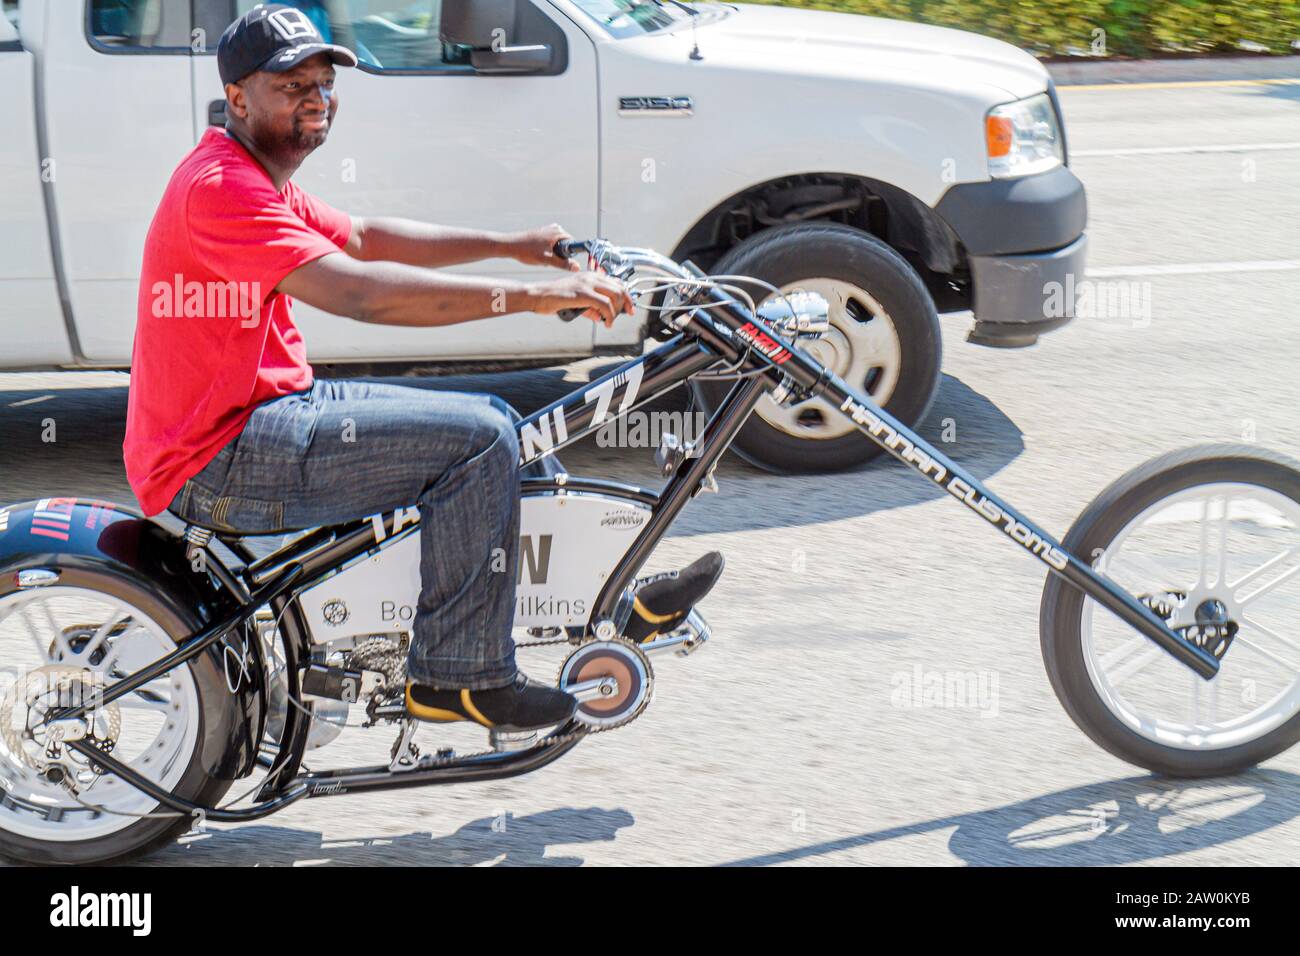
[555,239,586,320]
[552,239,582,261]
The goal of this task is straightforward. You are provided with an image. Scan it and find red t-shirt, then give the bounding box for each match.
[124,127,351,516]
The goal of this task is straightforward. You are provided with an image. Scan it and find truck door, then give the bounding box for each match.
[198,0,600,363]
[0,3,69,366]
[36,0,225,363]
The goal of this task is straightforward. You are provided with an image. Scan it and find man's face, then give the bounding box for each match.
[228,53,338,166]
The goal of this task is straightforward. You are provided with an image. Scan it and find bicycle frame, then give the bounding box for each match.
[56,244,1220,817]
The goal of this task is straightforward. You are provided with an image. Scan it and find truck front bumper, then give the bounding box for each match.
[934,165,1088,348]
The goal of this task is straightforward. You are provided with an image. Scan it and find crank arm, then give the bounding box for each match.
[567,675,619,703]
[367,676,618,723]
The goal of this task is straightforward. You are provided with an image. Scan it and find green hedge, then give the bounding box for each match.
[745,1,1300,57]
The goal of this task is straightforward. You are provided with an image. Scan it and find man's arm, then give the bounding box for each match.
[277,252,631,328]
[344,217,579,272]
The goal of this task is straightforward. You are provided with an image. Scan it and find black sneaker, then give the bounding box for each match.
[624,551,725,644]
[405,671,577,731]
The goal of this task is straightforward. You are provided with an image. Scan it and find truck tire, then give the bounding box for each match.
[689,223,942,473]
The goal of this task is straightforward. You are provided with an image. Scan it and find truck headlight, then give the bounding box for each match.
[985,92,1063,179]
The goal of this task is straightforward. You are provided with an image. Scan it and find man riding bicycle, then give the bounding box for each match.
[124,4,633,732]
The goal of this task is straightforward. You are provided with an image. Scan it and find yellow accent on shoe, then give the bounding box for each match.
[460,689,494,728]
[405,682,468,723]
[633,595,680,625]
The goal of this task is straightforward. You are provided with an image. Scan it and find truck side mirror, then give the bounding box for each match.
[440,0,558,74]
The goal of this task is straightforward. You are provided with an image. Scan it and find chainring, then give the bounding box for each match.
[556,637,654,732]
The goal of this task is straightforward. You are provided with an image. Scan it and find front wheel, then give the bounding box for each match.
[1041,445,1300,777]
[689,223,942,473]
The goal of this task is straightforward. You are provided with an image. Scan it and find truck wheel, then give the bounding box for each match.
[690,223,942,473]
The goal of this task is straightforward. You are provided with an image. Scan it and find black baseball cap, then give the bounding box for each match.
[217,4,358,86]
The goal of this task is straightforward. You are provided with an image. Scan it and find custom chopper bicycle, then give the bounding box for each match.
[3,235,1300,865]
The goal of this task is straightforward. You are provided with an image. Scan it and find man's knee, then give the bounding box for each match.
[473,401,520,467]
[487,394,525,427]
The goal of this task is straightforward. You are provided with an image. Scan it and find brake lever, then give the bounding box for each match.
[553,238,634,323]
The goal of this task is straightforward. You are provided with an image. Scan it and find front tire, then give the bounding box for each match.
[1041,445,1300,777]
[690,222,942,473]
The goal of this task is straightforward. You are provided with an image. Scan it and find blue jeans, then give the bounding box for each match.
[168,379,561,689]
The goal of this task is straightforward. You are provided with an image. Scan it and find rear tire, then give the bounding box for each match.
[1041,445,1300,777]
[690,222,942,473]
[0,572,233,865]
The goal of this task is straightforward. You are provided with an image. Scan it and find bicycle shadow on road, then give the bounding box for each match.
[138,806,635,867]
[721,768,1300,866]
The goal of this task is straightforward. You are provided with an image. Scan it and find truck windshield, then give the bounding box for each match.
[571,1,726,39]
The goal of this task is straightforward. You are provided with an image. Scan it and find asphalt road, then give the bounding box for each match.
[4,79,1300,866]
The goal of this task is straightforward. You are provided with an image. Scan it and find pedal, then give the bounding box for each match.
[490,729,539,753]
[641,608,711,657]
[623,551,724,645]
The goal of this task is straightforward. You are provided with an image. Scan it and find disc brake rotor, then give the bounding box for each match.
[0,665,121,779]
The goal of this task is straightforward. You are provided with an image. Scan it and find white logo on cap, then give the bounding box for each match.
[268,8,318,42]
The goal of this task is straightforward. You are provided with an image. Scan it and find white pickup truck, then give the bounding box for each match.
[0,0,1086,471]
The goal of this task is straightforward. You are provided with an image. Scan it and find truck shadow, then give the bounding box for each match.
[721,768,1300,866]
[135,806,635,867]
[0,365,1023,535]
[392,362,1027,537]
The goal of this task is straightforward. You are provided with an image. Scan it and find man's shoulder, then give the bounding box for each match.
[166,133,274,212]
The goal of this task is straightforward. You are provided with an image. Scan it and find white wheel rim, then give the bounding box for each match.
[1082,483,1300,751]
[753,278,903,441]
[0,587,200,842]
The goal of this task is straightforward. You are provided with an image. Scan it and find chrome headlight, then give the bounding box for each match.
[986,92,1063,179]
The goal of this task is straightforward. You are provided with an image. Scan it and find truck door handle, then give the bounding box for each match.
[208,99,227,127]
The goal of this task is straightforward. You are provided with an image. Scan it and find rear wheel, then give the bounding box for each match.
[690,222,942,473]
[0,580,227,864]
[1041,445,1300,777]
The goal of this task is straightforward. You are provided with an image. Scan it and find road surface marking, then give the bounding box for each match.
[8,395,55,407]
[1089,260,1300,278]
[1075,142,1300,157]
[1060,77,1300,91]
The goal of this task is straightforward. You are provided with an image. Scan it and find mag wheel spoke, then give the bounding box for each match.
[1102,641,1163,688]
[1237,561,1300,610]
[0,587,201,843]
[1082,482,1300,750]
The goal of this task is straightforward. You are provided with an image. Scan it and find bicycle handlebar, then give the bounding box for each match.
[550,238,674,322]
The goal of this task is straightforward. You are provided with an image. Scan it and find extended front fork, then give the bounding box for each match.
[678,285,1223,681]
